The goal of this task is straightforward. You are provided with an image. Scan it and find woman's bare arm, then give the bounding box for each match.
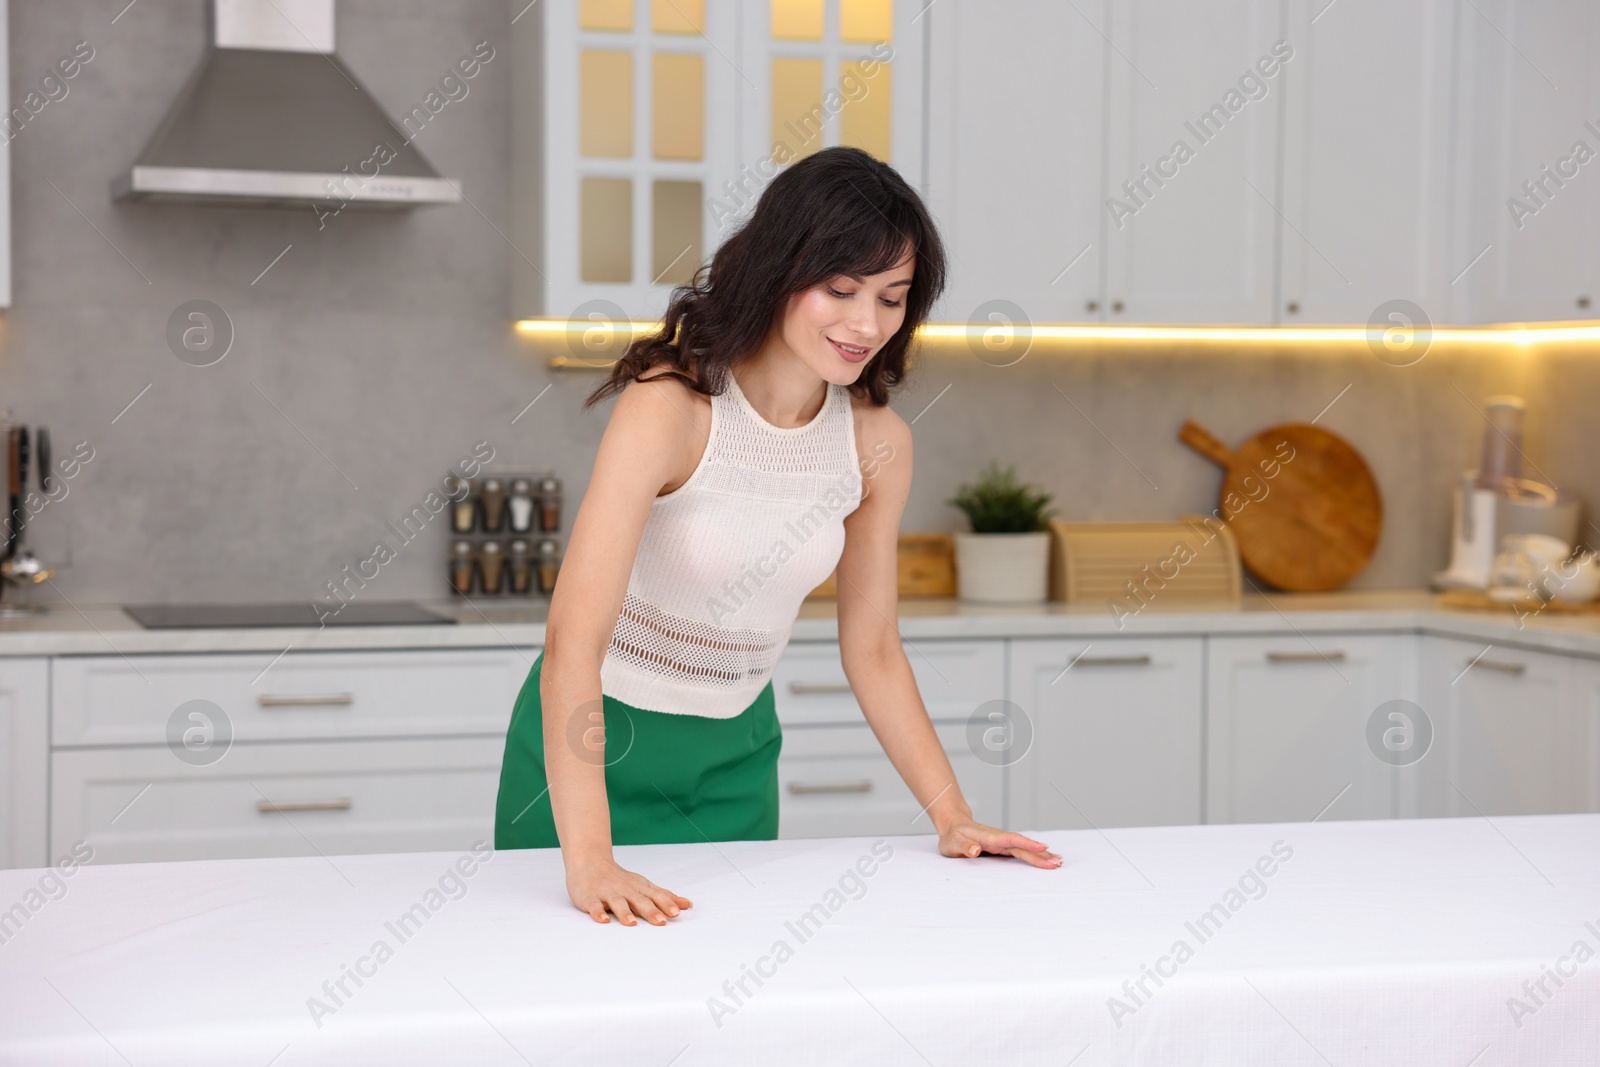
[541,370,709,923]
[836,401,1059,868]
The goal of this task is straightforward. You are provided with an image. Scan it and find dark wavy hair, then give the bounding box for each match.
[583,146,947,409]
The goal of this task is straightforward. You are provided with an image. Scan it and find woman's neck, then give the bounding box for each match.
[731,353,828,429]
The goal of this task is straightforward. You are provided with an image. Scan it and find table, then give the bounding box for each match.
[2,815,1597,1065]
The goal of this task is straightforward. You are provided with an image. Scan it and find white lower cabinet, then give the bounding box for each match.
[1418,636,1600,817]
[51,737,504,865]
[40,647,535,867]
[15,625,1600,868]
[773,639,1005,838]
[52,648,530,747]
[1206,634,1413,824]
[1007,638,1203,832]
[0,659,49,869]
[777,724,1002,840]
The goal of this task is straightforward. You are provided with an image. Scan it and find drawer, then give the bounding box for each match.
[52,648,537,747]
[50,736,503,864]
[773,640,1005,726]
[777,723,1003,839]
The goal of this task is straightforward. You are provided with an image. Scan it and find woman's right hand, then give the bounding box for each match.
[565,856,693,926]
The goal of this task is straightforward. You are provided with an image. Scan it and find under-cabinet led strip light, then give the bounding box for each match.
[516,319,1600,347]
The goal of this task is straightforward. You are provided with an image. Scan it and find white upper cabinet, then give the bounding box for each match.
[1101,0,1282,324]
[532,0,740,322]
[522,0,925,321]
[924,0,1104,325]
[1277,0,1457,325]
[523,0,1600,324]
[1453,0,1600,323]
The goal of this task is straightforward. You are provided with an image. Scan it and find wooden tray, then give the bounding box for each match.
[806,532,957,600]
[1437,589,1600,614]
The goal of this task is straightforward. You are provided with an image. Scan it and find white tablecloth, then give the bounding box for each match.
[2,815,1597,1065]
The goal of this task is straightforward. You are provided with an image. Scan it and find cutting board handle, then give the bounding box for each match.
[1178,420,1236,468]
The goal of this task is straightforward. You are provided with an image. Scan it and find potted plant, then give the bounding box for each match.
[946,461,1056,603]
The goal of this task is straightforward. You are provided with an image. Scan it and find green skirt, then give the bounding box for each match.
[494,651,783,849]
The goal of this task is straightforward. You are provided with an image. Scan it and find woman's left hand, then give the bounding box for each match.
[938,821,1061,868]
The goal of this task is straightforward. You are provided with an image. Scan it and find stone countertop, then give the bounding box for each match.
[2,590,1598,659]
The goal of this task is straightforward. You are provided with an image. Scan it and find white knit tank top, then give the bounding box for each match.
[599,370,864,718]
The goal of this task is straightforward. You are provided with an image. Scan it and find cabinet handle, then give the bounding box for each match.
[258,693,355,708]
[788,681,853,695]
[1111,299,1125,313]
[1074,654,1152,668]
[1579,296,1591,310]
[787,779,872,795]
[1473,659,1527,675]
[256,797,352,813]
[1085,299,1099,313]
[1265,651,1347,663]
[1286,301,1301,315]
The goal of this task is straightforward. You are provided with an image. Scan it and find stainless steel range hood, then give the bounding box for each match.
[112,0,461,209]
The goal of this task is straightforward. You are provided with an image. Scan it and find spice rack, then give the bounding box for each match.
[446,470,563,597]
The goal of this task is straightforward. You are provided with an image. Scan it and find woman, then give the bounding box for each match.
[495,146,1060,927]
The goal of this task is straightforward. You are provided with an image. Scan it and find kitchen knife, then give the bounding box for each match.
[36,427,49,494]
[15,427,28,545]
[4,427,18,560]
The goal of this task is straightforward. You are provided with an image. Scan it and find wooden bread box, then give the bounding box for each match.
[1048,518,1242,604]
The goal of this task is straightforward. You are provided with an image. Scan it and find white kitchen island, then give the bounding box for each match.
[2,815,1596,1065]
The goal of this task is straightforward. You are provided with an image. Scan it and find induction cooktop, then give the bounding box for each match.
[123,601,457,629]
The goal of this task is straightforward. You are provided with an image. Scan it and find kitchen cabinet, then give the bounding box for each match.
[1277,0,1457,324]
[1206,634,1413,823]
[12,616,1600,870]
[1007,637,1203,831]
[926,0,1281,325]
[922,0,1600,325]
[923,0,1104,325]
[0,0,10,308]
[52,649,530,747]
[1453,0,1600,323]
[517,0,926,321]
[43,648,532,866]
[778,722,1002,839]
[1101,0,1281,324]
[0,659,48,870]
[773,639,1005,836]
[1418,636,1599,817]
[51,737,505,865]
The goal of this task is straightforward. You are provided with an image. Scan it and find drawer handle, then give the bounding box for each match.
[788,682,854,696]
[258,693,355,708]
[1473,659,1527,675]
[256,797,352,813]
[787,779,872,795]
[1073,654,1152,668]
[1265,651,1346,664]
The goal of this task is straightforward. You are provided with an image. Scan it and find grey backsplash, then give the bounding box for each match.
[4,1,1594,607]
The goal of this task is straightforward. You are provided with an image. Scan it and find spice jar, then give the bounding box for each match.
[507,539,533,594]
[479,540,505,593]
[538,476,562,532]
[449,541,475,594]
[536,537,561,594]
[480,477,507,532]
[450,478,477,533]
[508,478,535,534]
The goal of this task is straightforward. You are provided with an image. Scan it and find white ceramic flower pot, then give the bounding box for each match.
[954,531,1052,604]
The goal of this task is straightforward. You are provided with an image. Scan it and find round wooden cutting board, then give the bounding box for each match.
[1179,420,1382,592]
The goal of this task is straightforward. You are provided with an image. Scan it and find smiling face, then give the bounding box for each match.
[774,245,916,386]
